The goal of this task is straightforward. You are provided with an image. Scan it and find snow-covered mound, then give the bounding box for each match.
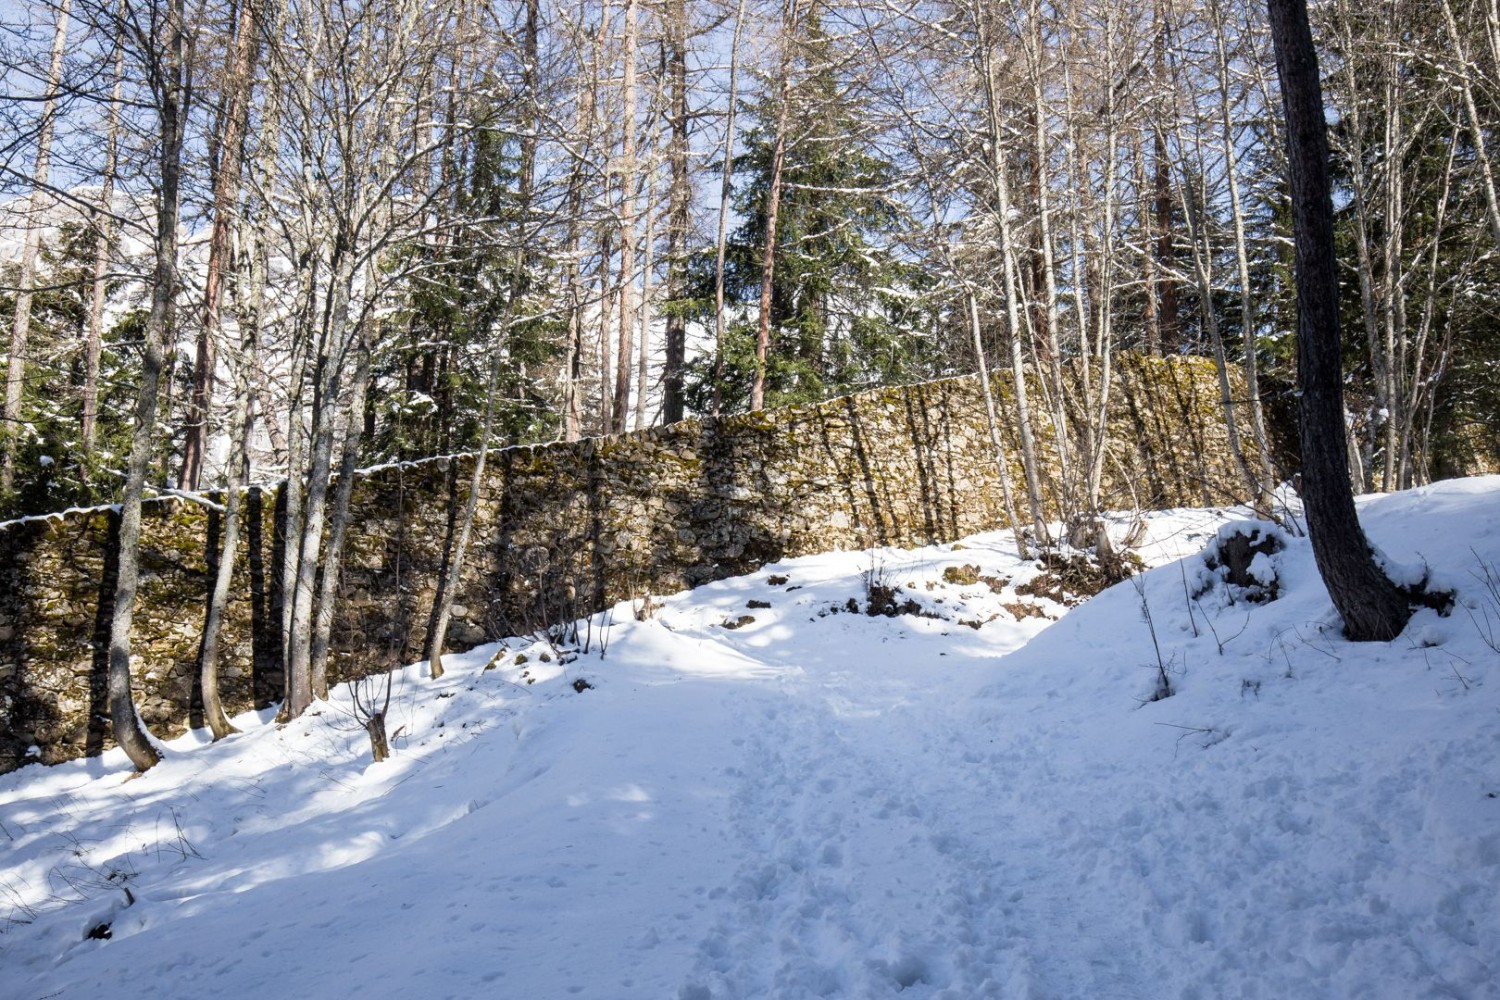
[2,480,1497,999]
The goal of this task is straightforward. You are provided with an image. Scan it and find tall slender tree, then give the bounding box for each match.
[1267,0,1412,641]
[108,0,195,770]
[3,0,71,496]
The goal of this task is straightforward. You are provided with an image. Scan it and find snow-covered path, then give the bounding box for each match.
[4,482,1499,999]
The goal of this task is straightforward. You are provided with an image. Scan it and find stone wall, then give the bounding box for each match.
[0,355,1260,772]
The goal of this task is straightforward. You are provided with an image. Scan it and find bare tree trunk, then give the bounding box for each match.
[560,11,594,443]
[752,0,800,413]
[1168,79,1261,507]
[1397,130,1459,488]
[1152,3,1180,354]
[1338,164,1381,484]
[562,218,585,442]
[426,355,498,679]
[661,0,691,423]
[978,20,1050,544]
[198,398,249,741]
[597,228,615,429]
[1377,56,1405,492]
[284,240,358,717]
[1488,0,1500,82]
[3,0,71,494]
[1083,7,1121,517]
[82,13,124,471]
[1267,0,1411,642]
[364,712,390,762]
[1439,0,1500,249]
[712,0,749,415]
[1135,130,1161,356]
[179,0,259,490]
[1024,0,1073,509]
[309,341,372,700]
[1059,42,1101,496]
[612,0,640,433]
[635,176,656,431]
[110,0,193,771]
[1209,0,1276,504]
[968,292,1026,555]
[1179,166,1262,507]
[198,82,281,740]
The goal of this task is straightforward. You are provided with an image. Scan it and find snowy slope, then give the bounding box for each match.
[2,481,1498,1000]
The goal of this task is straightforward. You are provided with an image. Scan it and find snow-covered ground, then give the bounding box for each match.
[3,479,1498,1000]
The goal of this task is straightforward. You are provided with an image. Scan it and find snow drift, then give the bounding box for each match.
[2,478,1497,999]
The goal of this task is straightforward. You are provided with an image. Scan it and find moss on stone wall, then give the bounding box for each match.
[0,357,1266,772]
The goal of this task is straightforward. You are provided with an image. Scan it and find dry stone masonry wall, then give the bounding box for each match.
[0,356,1260,772]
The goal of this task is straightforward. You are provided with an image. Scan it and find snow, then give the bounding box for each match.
[3,478,1499,999]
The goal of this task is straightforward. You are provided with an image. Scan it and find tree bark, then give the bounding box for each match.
[309,343,371,700]
[3,0,71,494]
[1439,0,1500,249]
[82,9,125,472]
[1267,0,1411,642]
[110,0,194,771]
[752,0,800,413]
[198,410,248,741]
[612,0,640,434]
[179,0,260,490]
[968,292,1026,555]
[712,0,749,415]
[1152,3,1180,354]
[661,0,690,423]
[1209,0,1276,505]
[978,21,1050,544]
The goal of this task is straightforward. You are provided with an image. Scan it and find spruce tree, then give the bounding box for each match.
[686,9,935,413]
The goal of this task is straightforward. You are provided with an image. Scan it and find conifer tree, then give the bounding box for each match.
[688,6,934,413]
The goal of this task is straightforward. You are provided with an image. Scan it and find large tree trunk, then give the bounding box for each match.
[309,345,371,700]
[283,250,357,718]
[110,0,193,771]
[1267,0,1411,642]
[198,402,248,741]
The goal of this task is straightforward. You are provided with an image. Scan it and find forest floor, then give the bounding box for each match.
[3,478,1498,999]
